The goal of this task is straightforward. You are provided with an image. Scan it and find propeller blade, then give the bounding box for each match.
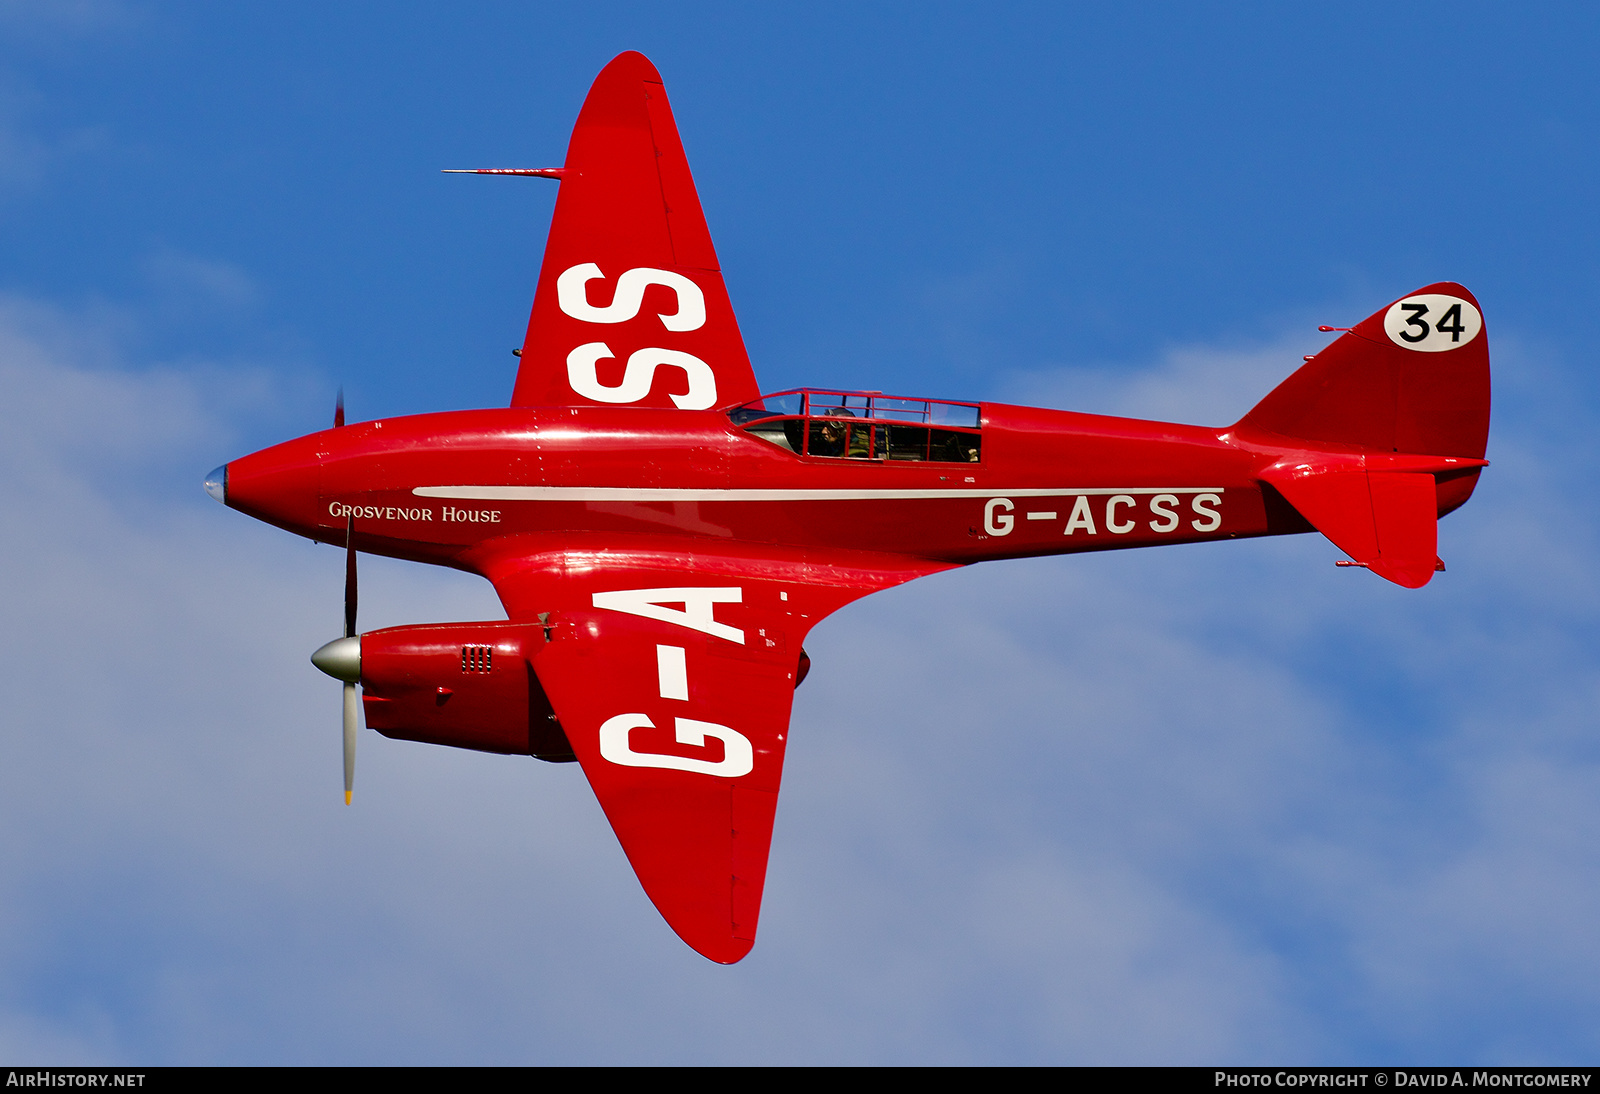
[344,512,358,803]
[343,680,358,805]
[334,387,345,429]
[344,513,358,639]
[309,516,362,803]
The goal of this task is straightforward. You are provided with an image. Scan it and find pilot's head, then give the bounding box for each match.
[820,405,855,441]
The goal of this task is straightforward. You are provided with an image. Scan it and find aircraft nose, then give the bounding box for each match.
[220,436,325,535]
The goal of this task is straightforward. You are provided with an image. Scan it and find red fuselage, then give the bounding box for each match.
[222,397,1475,581]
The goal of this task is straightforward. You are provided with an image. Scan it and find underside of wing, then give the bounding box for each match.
[466,537,950,962]
[512,52,759,413]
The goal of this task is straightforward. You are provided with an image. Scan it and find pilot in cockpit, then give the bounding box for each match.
[813,406,857,458]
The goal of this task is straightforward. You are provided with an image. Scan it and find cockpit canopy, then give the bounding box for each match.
[729,389,982,463]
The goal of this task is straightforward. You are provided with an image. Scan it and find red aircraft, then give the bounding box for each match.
[207,52,1490,964]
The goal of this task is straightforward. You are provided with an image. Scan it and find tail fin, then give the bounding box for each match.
[1237,283,1491,588]
[1243,282,1489,458]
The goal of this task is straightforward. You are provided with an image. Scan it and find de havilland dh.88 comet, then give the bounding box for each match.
[206,52,1490,963]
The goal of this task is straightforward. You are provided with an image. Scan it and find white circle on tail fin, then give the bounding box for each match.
[1383,294,1482,352]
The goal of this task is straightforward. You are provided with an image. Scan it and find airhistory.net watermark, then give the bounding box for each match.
[5,1075,144,1088]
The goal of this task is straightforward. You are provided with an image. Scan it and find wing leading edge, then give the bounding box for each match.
[467,538,951,962]
[512,52,759,413]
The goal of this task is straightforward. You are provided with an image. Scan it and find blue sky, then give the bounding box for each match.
[1,1,1598,1064]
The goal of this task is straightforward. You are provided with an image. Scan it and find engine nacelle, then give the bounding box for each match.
[359,621,574,761]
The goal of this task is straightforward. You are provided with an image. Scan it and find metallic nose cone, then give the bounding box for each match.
[311,636,362,683]
[204,465,227,504]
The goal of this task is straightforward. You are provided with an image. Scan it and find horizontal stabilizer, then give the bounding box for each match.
[1260,454,1485,588]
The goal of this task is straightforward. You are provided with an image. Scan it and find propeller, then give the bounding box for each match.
[311,511,362,804]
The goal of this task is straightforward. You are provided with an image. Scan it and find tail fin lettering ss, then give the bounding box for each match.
[511,53,759,411]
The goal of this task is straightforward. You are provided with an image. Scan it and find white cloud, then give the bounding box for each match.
[997,329,1327,426]
[142,252,265,317]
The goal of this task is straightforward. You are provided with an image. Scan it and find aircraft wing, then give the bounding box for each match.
[469,539,950,962]
[512,51,759,413]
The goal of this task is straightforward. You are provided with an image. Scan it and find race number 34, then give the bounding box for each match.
[1383,294,1483,352]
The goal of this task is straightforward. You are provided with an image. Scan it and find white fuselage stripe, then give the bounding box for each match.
[413,486,1229,502]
